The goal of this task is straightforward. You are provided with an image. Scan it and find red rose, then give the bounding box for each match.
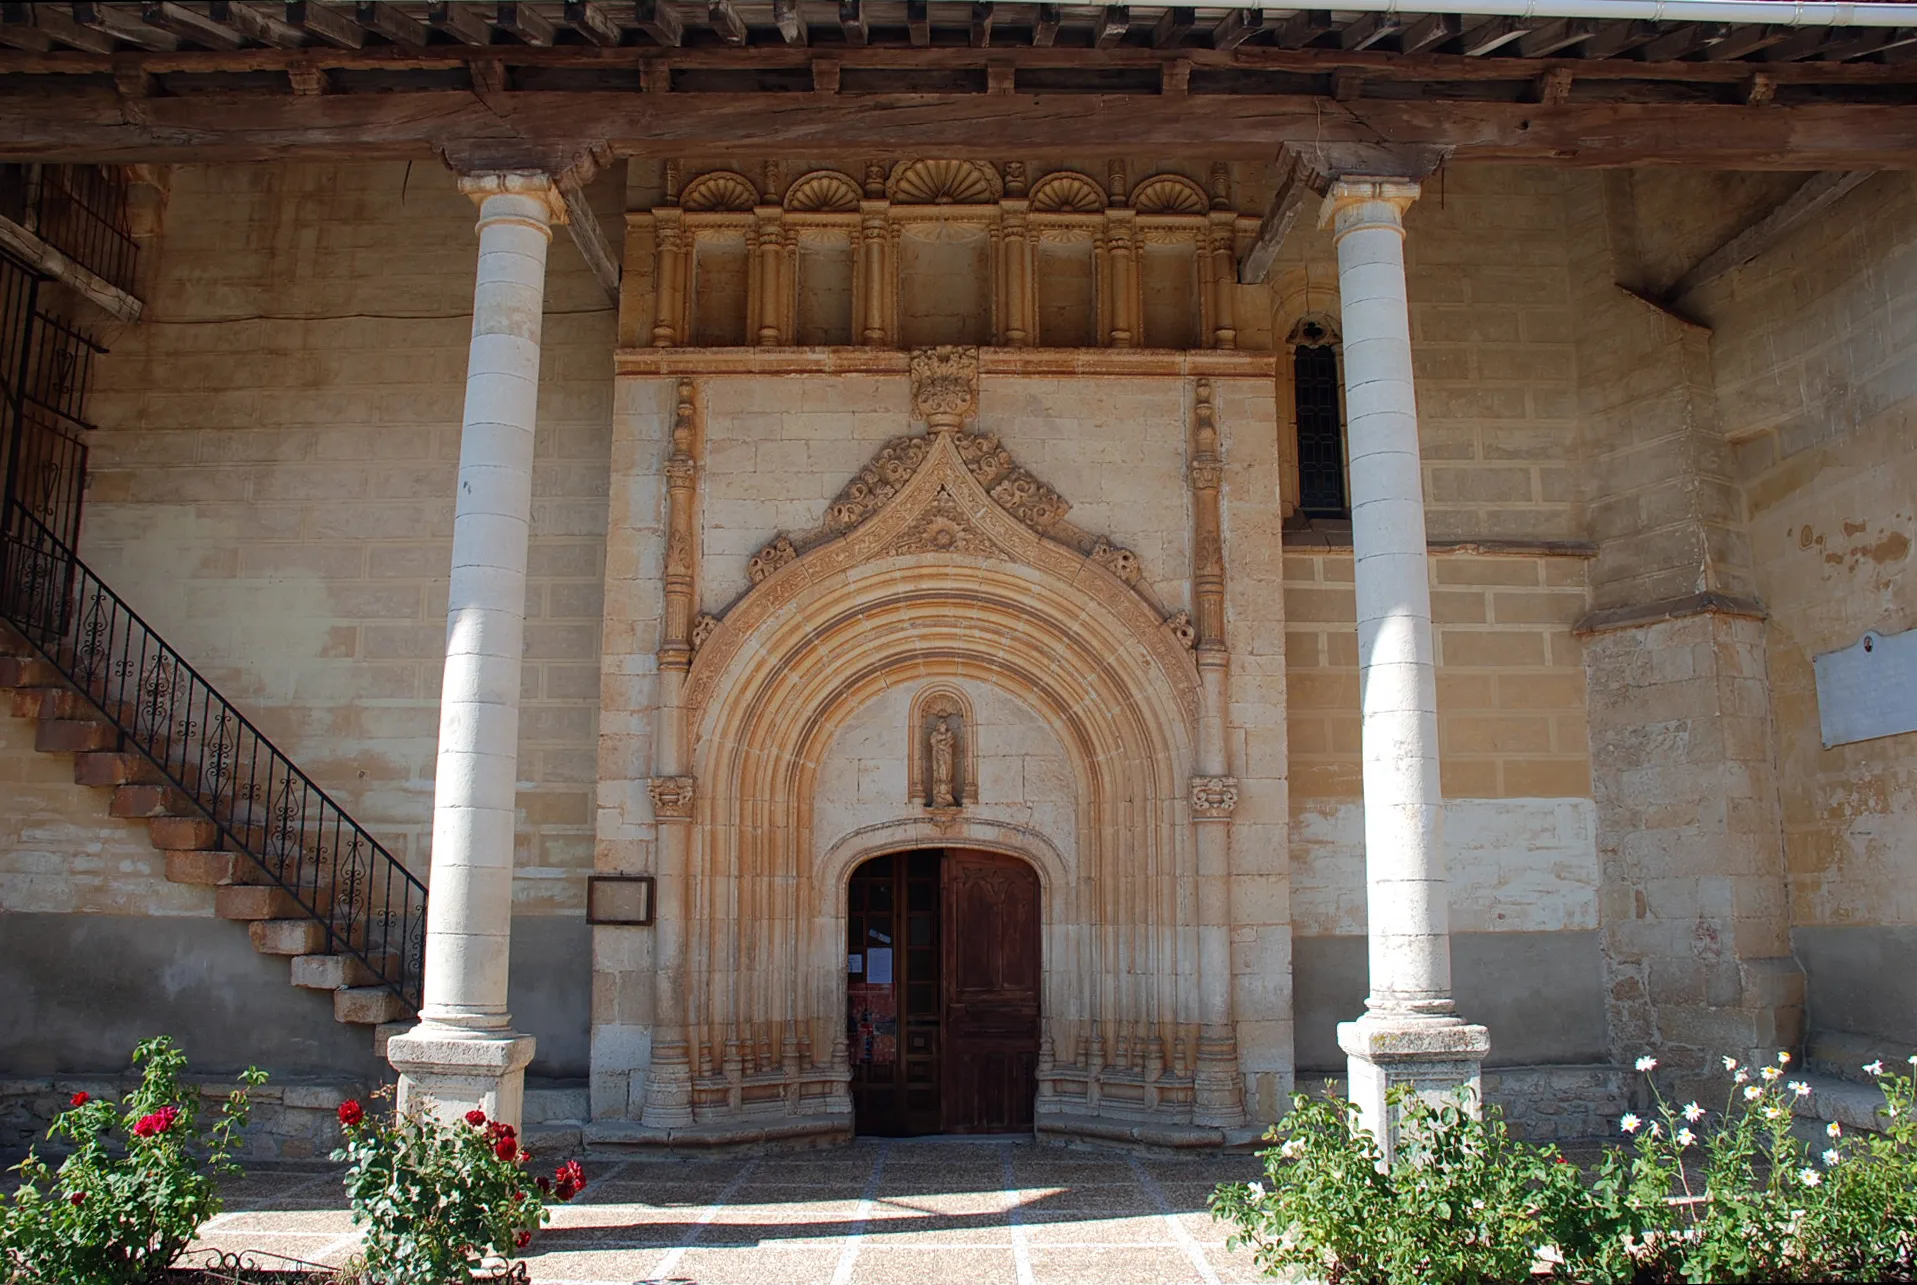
[494,1136,517,1161]
[69,1192,86,1206]
[133,1105,180,1138]
[557,1159,586,1191]
[536,1176,552,1195]
[464,1108,488,1126]
[514,1230,531,1249]
[69,1092,90,1108]
[337,1099,364,1127]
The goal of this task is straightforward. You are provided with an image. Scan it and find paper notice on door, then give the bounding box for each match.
[847,953,862,974]
[865,947,893,984]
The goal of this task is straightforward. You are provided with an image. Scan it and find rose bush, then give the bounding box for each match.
[0,1036,266,1285]
[332,1092,585,1284]
[1212,1051,1917,1284]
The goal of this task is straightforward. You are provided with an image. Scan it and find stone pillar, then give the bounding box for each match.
[387,171,565,1129]
[652,209,686,347]
[1322,178,1488,1152]
[858,199,889,347]
[1187,379,1245,1127]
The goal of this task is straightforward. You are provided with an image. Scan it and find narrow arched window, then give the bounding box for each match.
[1292,317,1347,517]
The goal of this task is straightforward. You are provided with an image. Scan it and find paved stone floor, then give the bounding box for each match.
[191,1137,1275,1285]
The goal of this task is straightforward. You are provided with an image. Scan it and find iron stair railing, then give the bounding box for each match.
[1,242,424,1011]
[0,508,428,1010]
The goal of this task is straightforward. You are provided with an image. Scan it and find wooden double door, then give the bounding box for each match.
[846,848,1041,1136]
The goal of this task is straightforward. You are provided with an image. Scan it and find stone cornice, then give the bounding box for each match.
[614,347,1277,378]
[1573,590,1769,637]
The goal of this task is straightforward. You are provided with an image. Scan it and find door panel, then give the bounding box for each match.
[942,849,1041,1133]
[848,850,942,1136]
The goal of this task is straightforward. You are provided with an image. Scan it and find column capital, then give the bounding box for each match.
[1318,178,1421,240]
[458,170,569,226]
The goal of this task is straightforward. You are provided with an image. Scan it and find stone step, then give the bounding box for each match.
[0,655,60,688]
[290,953,392,990]
[10,685,89,720]
[525,1083,590,1124]
[35,717,116,754]
[1796,1072,1898,1135]
[164,850,248,886]
[73,749,164,787]
[250,919,328,956]
[335,987,408,1026]
[373,1021,413,1058]
[110,782,195,819]
[1805,1029,1911,1086]
[149,815,221,851]
[214,884,304,921]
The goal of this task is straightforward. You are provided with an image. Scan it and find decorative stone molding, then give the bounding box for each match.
[456,170,568,224]
[1089,537,1142,585]
[784,169,862,213]
[1029,170,1107,214]
[1165,610,1197,650]
[746,535,798,584]
[1189,776,1239,819]
[909,344,980,430]
[690,613,720,652]
[649,775,696,819]
[678,169,760,213]
[1132,174,1210,216]
[887,158,1003,205]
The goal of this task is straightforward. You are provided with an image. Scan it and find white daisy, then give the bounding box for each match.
[1619,1113,1641,1134]
[1761,1065,1782,1082]
[1722,1056,1738,1072]
[1822,1149,1841,1166]
[1675,1128,1696,1148]
[1865,1060,1886,1077]
[1635,1056,1658,1072]
[1683,1101,1705,1122]
[1798,1168,1821,1187]
[1791,1081,1811,1098]
[1827,1122,1842,1138]
[1744,1085,1763,1100]
[1778,1051,1791,1065]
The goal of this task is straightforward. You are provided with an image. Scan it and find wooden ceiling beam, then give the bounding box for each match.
[707,0,746,47]
[1093,6,1128,50]
[5,89,1917,169]
[208,2,308,48]
[1667,170,1870,299]
[140,2,244,50]
[6,5,114,54]
[972,3,996,50]
[354,2,428,51]
[906,0,929,48]
[1578,20,1657,60]
[1031,4,1057,49]
[563,2,623,48]
[773,0,806,47]
[1338,13,1399,53]
[284,2,366,51]
[1458,15,1534,58]
[1275,9,1330,50]
[1516,18,1596,59]
[633,0,680,48]
[1151,6,1192,51]
[1396,12,1457,56]
[1638,22,1728,63]
[71,3,179,52]
[839,0,867,49]
[495,2,556,47]
[1210,6,1265,52]
[1703,24,1786,62]
[427,1,493,47]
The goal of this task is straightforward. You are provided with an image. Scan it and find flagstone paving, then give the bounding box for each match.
[188,1137,1276,1285]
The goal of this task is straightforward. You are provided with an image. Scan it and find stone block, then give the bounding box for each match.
[335,987,409,1025]
[148,816,221,851]
[291,953,379,990]
[249,919,327,955]
[35,719,116,754]
[163,850,248,886]
[110,783,192,819]
[214,885,302,921]
[72,751,163,787]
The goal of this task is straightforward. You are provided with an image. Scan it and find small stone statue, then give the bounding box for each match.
[929,716,958,808]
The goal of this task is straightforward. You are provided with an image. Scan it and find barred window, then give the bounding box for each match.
[1292,319,1347,517]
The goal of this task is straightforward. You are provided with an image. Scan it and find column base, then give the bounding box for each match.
[639,1043,695,1129]
[1191,1032,1247,1129]
[388,1026,537,1131]
[1338,1015,1489,1160]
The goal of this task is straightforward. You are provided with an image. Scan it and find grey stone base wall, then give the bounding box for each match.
[1,1075,371,1162]
[1292,1065,1628,1143]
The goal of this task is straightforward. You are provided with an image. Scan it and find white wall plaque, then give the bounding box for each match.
[1814,627,1917,748]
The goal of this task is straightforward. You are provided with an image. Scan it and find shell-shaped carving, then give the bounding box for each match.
[679,170,761,213]
[1131,174,1210,216]
[1028,170,1107,214]
[887,159,1004,206]
[783,169,863,213]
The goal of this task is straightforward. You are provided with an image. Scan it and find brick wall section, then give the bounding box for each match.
[57,161,617,918]
[1688,172,1917,934]
[1284,551,1591,803]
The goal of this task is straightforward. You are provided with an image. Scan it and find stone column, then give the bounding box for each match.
[1188,379,1245,1127]
[858,199,889,346]
[1322,178,1488,1152]
[387,171,566,1129]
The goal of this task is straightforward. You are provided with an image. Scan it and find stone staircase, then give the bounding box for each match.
[0,623,414,1051]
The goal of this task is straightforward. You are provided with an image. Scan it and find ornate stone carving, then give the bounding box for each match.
[678,170,760,213]
[650,775,696,818]
[1090,536,1142,585]
[1132,174,1210,216]
[1002,160,1028,197]
[747,535,798,584]
[928,715,960,808]
[1029,170,1107,214]
[890,485,1002,557]
[826,435,933,532]
[910,345,980,430]
[691,613,720,652]
[989,469,1068,531]
[1190,776,1239,818]
[952,429,1014,486]
[1166,610,1197,650]
[784,169,862,213]
[888,159,1003,205]
[1188,459,1223,491]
